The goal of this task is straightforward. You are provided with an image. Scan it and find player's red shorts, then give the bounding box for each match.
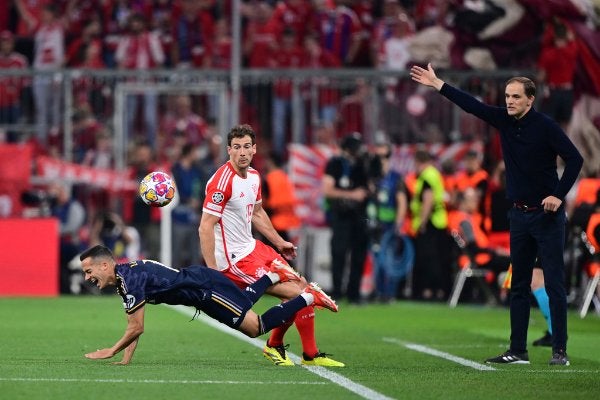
[223,240,290,289]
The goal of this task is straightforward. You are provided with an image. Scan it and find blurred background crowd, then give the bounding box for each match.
[1,0,600,311]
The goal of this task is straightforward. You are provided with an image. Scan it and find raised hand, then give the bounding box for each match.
[410,63,444,91]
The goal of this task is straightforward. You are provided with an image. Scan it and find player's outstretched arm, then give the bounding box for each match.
[410,63,445,91]
[85,307,145,365]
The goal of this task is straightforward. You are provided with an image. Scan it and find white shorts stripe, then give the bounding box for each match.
[228,264,256,286]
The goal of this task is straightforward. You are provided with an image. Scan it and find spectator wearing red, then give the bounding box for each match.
[81,130,113,170]
[15,0,65,149]
[71,107,106,164]
[348,0,375,67]
[115,13,165,70]
[64,0,101,43]
[310,0,363,66]
[14,0,53,38]
[413,0,448,30]
[371,0,409,63]
[242,2,277,138]
[0,2,8,32]
[537,18,578,131]
[271,27,305,157]
[66,19,108,115]
[336,78,372,140]
[211,18,232,70]
[0,30,28,142]
[243,1,277,69]
[204,17,232,122]
[376,13,414,70]
[160,94,209,160]
[100,0,145,67]
[66,19,104,68]
[170,0,215,68]
[115,13,165,147]
[303,33,341,131]
[146,0,176,66]
[267,0,314,47]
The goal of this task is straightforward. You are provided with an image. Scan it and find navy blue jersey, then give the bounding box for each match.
[115,260,252,329]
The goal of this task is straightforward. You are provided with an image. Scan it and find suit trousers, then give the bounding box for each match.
[508,207,568,353]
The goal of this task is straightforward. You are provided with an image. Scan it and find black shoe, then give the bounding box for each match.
[549,350,570,366]
[532,331,553,347]
[485,350,530,364]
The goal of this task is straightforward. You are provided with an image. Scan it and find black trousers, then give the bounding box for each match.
[329,213,369,302]
[509,207,568,352]
[413,222,452,299]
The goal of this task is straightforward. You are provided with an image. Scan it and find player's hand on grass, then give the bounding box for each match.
[85,348,115,360]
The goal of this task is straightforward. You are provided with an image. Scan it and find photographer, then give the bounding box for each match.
[45,182,86,294]
[89,211,141,264]
[322,132,371,304]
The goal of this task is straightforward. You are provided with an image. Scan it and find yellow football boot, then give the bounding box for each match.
[263,343,294,366]
[301,352,345,367]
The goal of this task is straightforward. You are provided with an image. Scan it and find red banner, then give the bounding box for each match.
[0,144,33,217]
[36,156,137,191]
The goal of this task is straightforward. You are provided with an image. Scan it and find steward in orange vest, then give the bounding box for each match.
[261,152,301,242]
[448,188,510,274]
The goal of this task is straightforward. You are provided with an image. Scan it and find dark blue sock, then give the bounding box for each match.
[259,296,308,335]
[244,275,273,304]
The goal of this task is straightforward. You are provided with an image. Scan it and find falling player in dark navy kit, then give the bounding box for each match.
[80,245,338,365]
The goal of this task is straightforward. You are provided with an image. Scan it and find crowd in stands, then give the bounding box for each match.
[1,1,598,150]
[1,0,600,302]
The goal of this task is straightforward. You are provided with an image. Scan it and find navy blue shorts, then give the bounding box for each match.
[188,267,252,330]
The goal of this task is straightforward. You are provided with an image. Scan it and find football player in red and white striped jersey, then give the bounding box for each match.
[199,124,344,367]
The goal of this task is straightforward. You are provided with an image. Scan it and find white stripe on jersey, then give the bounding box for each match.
[217,167,233,192]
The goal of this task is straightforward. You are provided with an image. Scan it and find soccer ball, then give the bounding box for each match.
[139,171,176,207]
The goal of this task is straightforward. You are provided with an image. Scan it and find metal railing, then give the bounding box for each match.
[0,67,537,168]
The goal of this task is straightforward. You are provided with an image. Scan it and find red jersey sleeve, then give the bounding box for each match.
[202,163,234,217]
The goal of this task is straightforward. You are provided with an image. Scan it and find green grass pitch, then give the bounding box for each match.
[1,296,599,400]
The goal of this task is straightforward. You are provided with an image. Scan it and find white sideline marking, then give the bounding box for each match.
[169,305,395,400]
[0,377,324,385]
[383,337,496,371]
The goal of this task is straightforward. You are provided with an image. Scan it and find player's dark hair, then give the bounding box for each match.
[506,76,536,98]
[79,245,115,262]
[227,124,256,146]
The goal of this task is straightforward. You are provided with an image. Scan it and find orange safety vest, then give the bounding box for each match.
[585,213,600,276]
[585,213,600,252]
[405,172,417,197]
[574,178,600,206]
[447,209,492,267]
[263,169,301,232]
[454,169,489,192]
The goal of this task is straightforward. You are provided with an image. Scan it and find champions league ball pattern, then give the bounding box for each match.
[139,171,176,207]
